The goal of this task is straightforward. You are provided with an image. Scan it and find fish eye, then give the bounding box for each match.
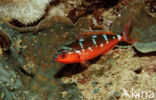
[60,53,66,59]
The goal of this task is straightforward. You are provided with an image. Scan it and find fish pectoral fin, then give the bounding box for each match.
[80,61,90,69]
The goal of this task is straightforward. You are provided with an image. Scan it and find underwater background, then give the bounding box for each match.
[0,0,155,100]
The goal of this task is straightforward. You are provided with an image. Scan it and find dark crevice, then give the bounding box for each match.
[150,0,156,13]
[19,67,34,78]
[133,48,156,57]
[54,63,87,79]
[9,15,45,28]
[50,0,60,6]
[134,67,142,74]
[116,42,156,57]
[84,0,120,10]
[67,0,120,23]
[0,35,11,51]
[3,49,11,56]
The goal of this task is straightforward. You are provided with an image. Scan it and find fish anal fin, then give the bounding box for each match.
[80,61,90,69]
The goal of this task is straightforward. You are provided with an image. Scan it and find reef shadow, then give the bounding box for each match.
[54,55,101,79]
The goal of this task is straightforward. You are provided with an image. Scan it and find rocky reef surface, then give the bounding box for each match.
[112,2,156,53]
[0,0,155,100]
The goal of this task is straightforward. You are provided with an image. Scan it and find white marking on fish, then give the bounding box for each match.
[113,36,116,39]
[88,47,93,51]
[82,49,85,52]
[92,38,97,46]
[92,35,97,38]
[79,38,85,42]
[79,42,84,49]
[103,34,108,40]
[75,50,81,54]
[67,52,73,54]
[100,43,103,47]
[103,34,109,44]
[117,34,121,40]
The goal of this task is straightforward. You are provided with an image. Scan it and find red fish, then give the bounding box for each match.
[53,19,135,64]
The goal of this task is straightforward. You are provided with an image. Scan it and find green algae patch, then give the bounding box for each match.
[112,2,156,53]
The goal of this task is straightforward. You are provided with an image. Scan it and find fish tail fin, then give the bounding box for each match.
[121,19,136,44]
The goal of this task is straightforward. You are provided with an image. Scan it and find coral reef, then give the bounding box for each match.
[0,0,155,100]
[0,0,52,25]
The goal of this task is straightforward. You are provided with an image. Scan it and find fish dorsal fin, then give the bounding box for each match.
[78,30,115,39]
